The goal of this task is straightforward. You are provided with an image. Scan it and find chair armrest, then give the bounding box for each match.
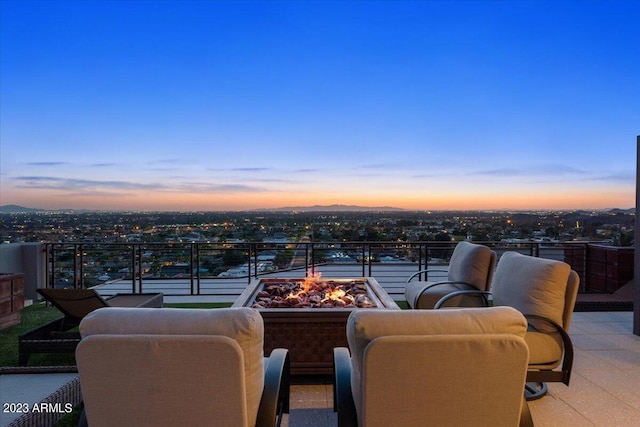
[433,290,493,309]
[333,347,357,427]
[257,348,290,427]
[524,314,574,386]
[406,268,448,282]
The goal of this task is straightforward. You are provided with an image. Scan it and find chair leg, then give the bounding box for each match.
[524,382,548,400]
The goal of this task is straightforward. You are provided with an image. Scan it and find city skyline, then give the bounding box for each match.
[1,1,639,212]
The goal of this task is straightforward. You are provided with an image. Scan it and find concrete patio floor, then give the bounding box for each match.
[281,311,640,427]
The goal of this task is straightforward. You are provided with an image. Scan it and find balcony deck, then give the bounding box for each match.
[282,311,640,427]
[3,256,638,426]
[2,310,637,427]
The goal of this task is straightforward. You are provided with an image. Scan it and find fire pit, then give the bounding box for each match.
[250,278,379,309]
[233,276,399,375]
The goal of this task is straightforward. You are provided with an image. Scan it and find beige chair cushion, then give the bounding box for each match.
[362,334,529,427]
[492,251,570,330]
[77,335,247,426]
[526,330,564,368]
[447,241,494,289]
[346,307,528,419]
[80,307,264,426]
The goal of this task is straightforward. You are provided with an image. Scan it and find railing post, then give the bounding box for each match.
[47,244,56,288]
[254,243,259,279]
[131,244,136,293]
[421,243,428,281]
[195,243,200,295]
[247,243,252,285]
[189,243,195,294]
[418,243,423,279]
[137,243,144,293]
[73,244,79,289]
[44,243,51,288]
[304,243,308,276]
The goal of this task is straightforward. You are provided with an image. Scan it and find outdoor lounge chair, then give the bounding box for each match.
[435,251,580,400]
[76,307,290,427]
[333,307,534,427]
[18,288,163,365]
[404,241,496,308]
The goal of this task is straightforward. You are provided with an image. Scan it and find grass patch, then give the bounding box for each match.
[1,301,234,367]
[0,303,74,367]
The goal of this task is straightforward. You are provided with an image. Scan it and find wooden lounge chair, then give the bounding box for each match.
[18,288,163,365]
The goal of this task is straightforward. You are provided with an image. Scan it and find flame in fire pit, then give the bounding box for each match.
[301,271,322,293]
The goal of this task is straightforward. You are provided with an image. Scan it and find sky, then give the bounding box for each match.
[1,0,639,212]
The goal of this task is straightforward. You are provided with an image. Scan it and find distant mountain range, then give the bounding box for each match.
[254,204,407,212]
[0,205,46,213]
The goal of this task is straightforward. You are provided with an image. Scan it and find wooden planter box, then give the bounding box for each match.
[0,273,24,330]
[564,244,634,293]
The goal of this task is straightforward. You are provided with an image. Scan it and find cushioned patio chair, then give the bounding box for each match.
[435,251,580,400]
[76,307,290,427]
[333,307,534,427]
[404,241,496,309]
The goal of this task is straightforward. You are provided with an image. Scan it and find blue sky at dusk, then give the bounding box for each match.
[1,0,638,211]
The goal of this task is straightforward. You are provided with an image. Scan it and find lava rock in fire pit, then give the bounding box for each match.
[251,279,377,309]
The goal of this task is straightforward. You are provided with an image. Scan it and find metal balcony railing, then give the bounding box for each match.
[42,240,590,297]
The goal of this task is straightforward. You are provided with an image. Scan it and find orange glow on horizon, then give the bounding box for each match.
[2,184,633,212]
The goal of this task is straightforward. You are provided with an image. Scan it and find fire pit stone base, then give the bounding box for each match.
[233,277,399,375]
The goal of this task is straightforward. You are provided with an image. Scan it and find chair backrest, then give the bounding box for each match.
[491,251,579,331]
[37,288,109,323]
[447,241,497,291]
[77,307,264,427]
[346,307,529,427]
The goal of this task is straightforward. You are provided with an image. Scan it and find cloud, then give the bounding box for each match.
[410,172,444,179]
[147,158,188,165]
[470,165,589,177]
[208,167,274,173]
[356,162,402,170]
[175,182,270,193]
[230,167,273,172]
[14,176,166,191]
[590,172,635,182]
[89,163,118,167]
[26,162,68,166]
[12,175,271,195]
